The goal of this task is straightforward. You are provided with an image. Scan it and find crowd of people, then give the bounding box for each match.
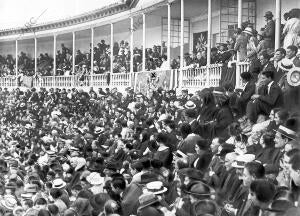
[0,48,299,216]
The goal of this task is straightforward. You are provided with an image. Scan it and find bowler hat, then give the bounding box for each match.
[264,11,274,18]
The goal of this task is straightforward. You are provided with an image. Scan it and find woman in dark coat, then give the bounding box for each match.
[197,90,219,123]
[256,132,282,166]
[204,94,234,140]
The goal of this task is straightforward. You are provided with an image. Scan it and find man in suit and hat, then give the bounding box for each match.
[262,11,275,49]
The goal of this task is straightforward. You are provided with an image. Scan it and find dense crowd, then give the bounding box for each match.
[0,48,299,216]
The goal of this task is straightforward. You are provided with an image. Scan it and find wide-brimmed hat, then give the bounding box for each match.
[52,178,67,189]
[24,184,38,193]
[184,101,196,109]
[287,67,300,87]
[25,124,33,129]
[138,193,160,210]
[279,58,294,71]
[1,195,17,210]
[86,172,105,185]
[274,125,297,140]
[264,11,274,18]
[265,199,294,213]
[232,154,255,168]
[242,27,253,36]
[145,181,167,195]
[185,181,214,198]
[5,182,17,190]
[21,193,33,200]
[94,126,104,134]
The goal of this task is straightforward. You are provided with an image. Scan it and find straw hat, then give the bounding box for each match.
[144,181,167,195]
[243,27,253,36]
[86,172,105,185]
[52,178,67,189]
[232,154,255,168]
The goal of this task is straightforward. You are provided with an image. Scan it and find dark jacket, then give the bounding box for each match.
[258,82,283,109]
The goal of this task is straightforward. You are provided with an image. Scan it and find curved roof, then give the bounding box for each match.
[0,1,130,37]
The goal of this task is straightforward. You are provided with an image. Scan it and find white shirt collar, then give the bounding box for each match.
[268,81,274,89]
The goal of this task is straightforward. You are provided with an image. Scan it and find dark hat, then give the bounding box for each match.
[138,193,160,210]
[216,144,235,156]
[105,162,118,172]
[88,158,104,172]
[5,182,17,190]
[265,199,294,213]
[264,11,274,18]
[178,168,204,181]
[185,181,213,198]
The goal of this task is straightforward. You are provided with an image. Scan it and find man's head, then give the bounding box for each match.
[274,48,286,62]
[111,177,126,194]
[259,52,271,66]
[286,45,298,59]
[249,179,276,206]
[261,70,274,85]
[184,109,197,123]
[242,161,265,187]
[274,125,295,148]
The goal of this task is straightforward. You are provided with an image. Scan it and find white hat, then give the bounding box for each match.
[158,114,170,122]
[145,181,168,195]
[25,124,33,129]
[279,58,294,71]
[184,101,196,109]
[242,27,253,36]
[86,172,105,185]
[232,154,255,168]
[75,157,86,171]
[1,195,17,210]
[94,126,104,134]
[52,179,67,189]
[287,67,300,87]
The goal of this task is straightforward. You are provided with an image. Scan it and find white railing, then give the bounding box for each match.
[181,64,223,89]
[92,74,109,88]
[0,76,16,88]
[236,62,250,89]
[110,73,131,87]
[54,76,73,88]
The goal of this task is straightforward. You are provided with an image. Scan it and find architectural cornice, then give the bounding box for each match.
[0,2,129,37]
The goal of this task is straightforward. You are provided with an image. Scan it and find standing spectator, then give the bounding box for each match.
[234,28,248,61]
[282,10,300,49]
[262,11,276,50]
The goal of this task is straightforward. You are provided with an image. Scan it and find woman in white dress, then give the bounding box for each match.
[283,11,300,49]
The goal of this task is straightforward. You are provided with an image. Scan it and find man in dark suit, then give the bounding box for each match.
[246,70,283,124]
[285,45,300,111]
[236,72,256,116]
[262,11,275,50]
[184,109,199,134]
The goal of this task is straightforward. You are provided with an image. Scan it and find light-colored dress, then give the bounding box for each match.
[283,18,300,49]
